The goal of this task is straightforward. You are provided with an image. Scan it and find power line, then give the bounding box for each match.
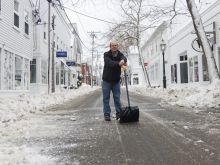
[53,3,90,51]
[54,3,118,25]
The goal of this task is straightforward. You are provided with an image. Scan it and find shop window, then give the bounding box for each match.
[189,56,200,82]
[30,59,36,83]
[15,56,22,90]
[202,55,209,81]
[179,53,188,83]
[14,0,19,28]
[3,51,14,90]
[24,59,29,89]
[171,64,177,83]
[194,56,199,82]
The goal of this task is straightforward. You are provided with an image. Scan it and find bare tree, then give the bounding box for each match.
[106,0,163,87]
[186,0,220,82]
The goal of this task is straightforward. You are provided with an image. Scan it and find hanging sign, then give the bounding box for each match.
[56,51,67,57]
[66,60,76,66]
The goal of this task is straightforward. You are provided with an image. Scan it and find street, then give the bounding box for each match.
[3,88,220,165]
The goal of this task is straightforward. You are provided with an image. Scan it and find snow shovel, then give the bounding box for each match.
[120,70,139,123]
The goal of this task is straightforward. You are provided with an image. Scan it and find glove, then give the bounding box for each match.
[121,65,128,72]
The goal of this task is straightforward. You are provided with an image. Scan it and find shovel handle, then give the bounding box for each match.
[124,70,131,107]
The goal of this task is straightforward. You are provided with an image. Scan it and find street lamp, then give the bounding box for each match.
[160,39,167,89]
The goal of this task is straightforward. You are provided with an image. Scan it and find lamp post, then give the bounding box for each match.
[160,39,167,89]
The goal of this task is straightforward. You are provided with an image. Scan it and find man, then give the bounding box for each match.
[102,40,127,121]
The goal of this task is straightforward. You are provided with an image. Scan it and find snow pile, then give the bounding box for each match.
[0,84,99,165]
[0,84,98,124]
[129,81,220,108]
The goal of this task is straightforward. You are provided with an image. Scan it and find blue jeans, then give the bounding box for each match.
[102,81,121,114]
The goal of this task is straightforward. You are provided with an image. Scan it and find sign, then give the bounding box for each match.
[66,60,76,66]
[56,51,67,57]
[144,62,148,67]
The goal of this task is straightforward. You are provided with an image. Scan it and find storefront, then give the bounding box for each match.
[0,47,30,91]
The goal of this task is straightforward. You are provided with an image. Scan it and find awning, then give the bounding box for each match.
[58,58,79,74]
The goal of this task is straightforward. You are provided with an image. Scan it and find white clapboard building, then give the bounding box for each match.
[31,0,82,93]
[0,0,34,94]
[141,1,220,88]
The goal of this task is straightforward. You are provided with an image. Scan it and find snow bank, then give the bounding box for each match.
[129,81,220,108]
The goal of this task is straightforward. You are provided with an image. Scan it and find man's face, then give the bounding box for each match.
[110,42,118,52]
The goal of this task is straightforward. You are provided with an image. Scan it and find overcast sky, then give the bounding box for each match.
[63,0,217,59]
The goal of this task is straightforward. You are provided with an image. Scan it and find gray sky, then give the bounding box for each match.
[64,0,122,56]
[63,0,217,57]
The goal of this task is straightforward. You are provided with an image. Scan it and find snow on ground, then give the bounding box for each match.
[0,82,220,164]
[0,84,98,165]
[129,80,220,109]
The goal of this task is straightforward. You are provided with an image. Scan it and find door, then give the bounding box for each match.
[180,62,188,83]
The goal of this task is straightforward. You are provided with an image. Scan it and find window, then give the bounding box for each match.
[3,51,14,90]
[14,0,19,28]
[194,56,199,82]
[56,65,60,85]
[133,77,139,85]
[30,59,36,83]
[202,55,209,81]
[180,55,187,61]
[189,58,193,82]
[24,59,29,89]
[61,62,65,84]
[44,32,46,40]
[189,56,199,82]
[41,60,47,84]
[179,53,188,83]
[24,10,29,35]
[171,64,177,83]
[15,56,22,90]
[180,63,188,83]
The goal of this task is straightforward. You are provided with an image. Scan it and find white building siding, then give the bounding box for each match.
[141,22,168,87]
[0,0,33,92]
[0,0,33,59]
[31,1,80,93]
[168,0,220,86]
[142,1,220,88]
[128,46,145,86]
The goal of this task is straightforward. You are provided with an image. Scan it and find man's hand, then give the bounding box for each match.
[119,59,125,66]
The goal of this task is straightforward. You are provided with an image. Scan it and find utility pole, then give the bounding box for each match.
[88,31,99,87]
[51,15,56,93]
[47,0,52,94]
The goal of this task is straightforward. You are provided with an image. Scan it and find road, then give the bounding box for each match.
[12,88,220,164]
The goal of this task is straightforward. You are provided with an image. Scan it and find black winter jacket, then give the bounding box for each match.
[102,50,127,83]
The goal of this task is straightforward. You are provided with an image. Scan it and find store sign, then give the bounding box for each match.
[56,51,67,57]
[66,60,76,66]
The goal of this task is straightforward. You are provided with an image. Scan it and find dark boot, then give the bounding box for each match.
[104,113,111,121]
